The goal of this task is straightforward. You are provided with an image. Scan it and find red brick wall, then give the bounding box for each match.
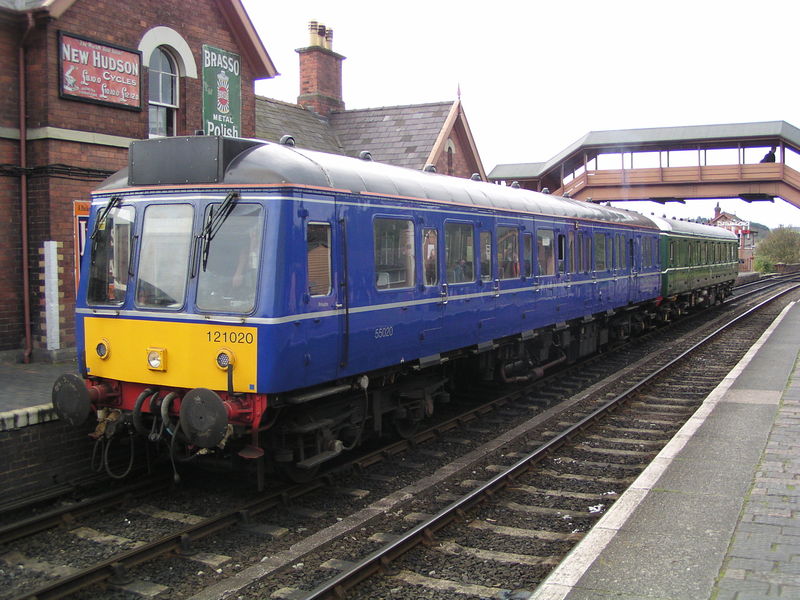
[42,0,258,138]
[297,46,345,117]
[0,0,262,355]
[433,124,479,180]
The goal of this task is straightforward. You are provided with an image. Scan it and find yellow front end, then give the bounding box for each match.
[84,317,258,393]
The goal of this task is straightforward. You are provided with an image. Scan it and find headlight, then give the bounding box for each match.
[96,339,110,360]
[146,348,166,371]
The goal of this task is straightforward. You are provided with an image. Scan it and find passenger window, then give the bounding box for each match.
[374,218,415,290]
[523,233,533,278]
[628,239,634,269]
[307,223,331,296]
[616,234,626,270]
[557,234,567,274]
[594,233,606,271]
[537,229,555,275]
[568,231,575,273]
[480,231,492,281]
[445,222,474,283]
[422,228,438,286]
[582,234,590,273]
[641,238,648,268]
[497,226,519,280]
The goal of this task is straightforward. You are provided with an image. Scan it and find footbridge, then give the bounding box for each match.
[489,121,800,208]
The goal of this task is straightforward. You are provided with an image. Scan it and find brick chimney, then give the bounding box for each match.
[297,21,345,117]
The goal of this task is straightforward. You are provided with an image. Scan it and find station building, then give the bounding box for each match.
[0,0,278,362]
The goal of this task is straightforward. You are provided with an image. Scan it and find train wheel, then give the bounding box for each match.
[280,462,319,484]
[393,415,420,439]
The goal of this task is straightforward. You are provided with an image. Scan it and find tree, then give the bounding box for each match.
[755,228,800,267]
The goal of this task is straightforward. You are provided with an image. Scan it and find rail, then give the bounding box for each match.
[303,282,800,599]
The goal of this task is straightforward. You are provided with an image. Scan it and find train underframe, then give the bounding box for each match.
[58,282,732,488]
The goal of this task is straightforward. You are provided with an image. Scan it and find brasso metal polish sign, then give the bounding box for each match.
[59,32,141,110]
[202,45,241,137]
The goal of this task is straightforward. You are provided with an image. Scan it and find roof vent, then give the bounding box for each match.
[423,164,437,173]
[470,173,482,181]
[510,181,520,188]
[279,135,296,147]
[359,151,373,161]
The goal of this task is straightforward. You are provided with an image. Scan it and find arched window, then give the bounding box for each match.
[148,47,178,137]
[445,139,456,176]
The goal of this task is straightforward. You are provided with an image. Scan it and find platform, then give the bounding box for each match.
[531,301,800,600]
[0,358,76,431]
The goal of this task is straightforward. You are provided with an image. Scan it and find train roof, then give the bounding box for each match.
[97,136,657,228]
[647,215,739,240]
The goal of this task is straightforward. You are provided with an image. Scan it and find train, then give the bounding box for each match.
[52,135,739,485]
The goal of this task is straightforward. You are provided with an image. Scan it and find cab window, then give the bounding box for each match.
[87,203,134,305]
[136,204,193,309]
[196,203,263,313]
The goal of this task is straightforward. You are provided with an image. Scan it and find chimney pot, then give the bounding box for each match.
[308,21,319,45]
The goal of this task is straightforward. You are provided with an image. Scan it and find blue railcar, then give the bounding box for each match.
[52,136,735,482]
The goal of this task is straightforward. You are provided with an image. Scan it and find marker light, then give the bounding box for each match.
[96,339,110,360]
[215,349,234,370]
[146,348,166,371]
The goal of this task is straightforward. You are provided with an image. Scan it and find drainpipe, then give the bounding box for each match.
[19,12,34,363]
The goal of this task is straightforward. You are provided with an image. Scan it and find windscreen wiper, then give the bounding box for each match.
[201,191,239,271]
[90,196,121,240]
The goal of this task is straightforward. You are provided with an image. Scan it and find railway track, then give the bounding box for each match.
[1,281,796,599]
[297,286,799,600]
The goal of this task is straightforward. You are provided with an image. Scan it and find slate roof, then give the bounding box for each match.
[254,97,454,171]
[255,96,343,155]
[330,102,453,169]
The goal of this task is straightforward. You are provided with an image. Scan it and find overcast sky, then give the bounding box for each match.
[241,0,800,228]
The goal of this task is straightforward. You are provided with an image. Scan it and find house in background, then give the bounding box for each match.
[256,22,486,180]
[709,203,769,272]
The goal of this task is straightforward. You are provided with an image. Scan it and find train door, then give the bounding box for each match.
[534,224,558,321]
[419,224,445,355]
[629,235,639,303]
[478,226,498,337]
[613,232,627,305]
[442,220,478,349]
[302,197,345,381]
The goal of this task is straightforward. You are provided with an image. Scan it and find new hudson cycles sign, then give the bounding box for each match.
[202,45,241,137]
[59,32,141,109]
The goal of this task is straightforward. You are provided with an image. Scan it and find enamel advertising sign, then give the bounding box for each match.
[59,32,141,110]
[202,45,241,137]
